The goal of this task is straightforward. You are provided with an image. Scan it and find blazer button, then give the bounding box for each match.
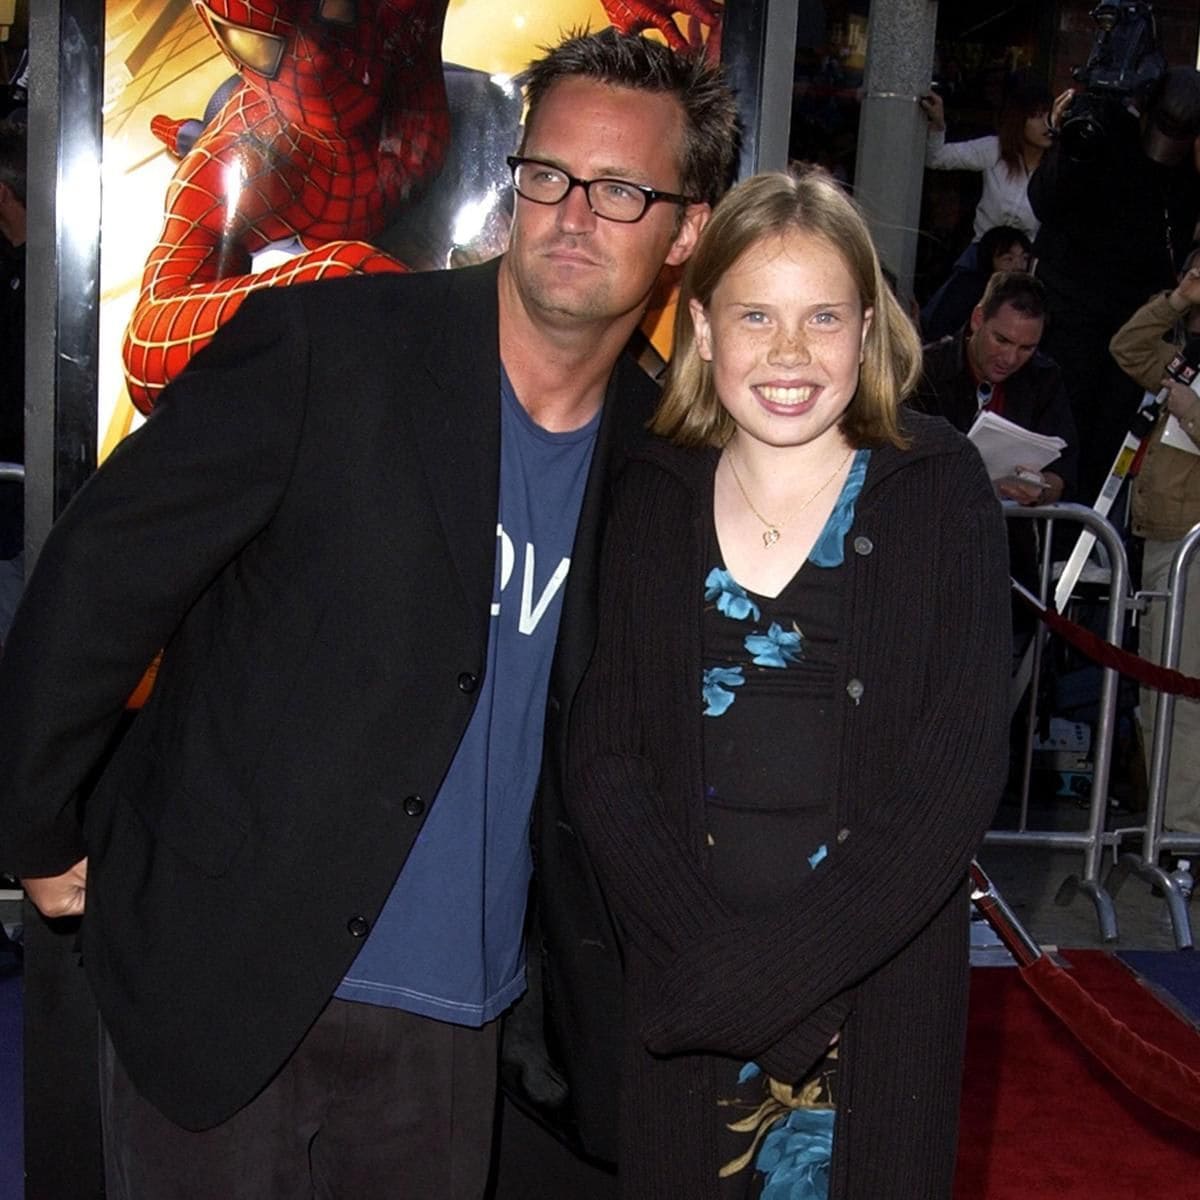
[403,795,425,817]
[457,672,478,693]
[853,535,874,556]
[347,915,370,938]
[846,678,865,705]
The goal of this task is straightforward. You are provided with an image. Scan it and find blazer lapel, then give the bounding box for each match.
[551,353,657,705]
[397,261,655,702]
[406,260,503,618]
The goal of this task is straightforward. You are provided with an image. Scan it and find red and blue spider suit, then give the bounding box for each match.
[123,0,722,412]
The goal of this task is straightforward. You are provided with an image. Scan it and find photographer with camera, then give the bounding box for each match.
[1029,4,1200,505]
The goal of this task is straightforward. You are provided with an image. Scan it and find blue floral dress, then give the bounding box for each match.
[703,450,869,1200]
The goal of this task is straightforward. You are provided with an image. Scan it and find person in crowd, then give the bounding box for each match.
[1,49,27,125]
[919,80,1052,247]
[915,270,1077,507]
[1109,250,1200,850]
[918,81,1050,345]
[919,80,1050,339]
[0,29,737,1200]
[565,168,1009,1199]
[0,118,25,647]
[984,226,1033,272]
[920,224,1031,342]
[1030,66,1200,504]
[915,271,1077,658]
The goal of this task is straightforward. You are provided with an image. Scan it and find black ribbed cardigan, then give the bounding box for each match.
[566,411,1010,1198]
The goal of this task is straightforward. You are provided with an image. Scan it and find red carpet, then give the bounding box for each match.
[955,950,1200,1198]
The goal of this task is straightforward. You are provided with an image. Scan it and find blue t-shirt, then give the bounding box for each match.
[335,369,599,1025]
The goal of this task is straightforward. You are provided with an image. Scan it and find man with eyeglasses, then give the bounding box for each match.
[0,28,736,1200]
[915,270,1078,507]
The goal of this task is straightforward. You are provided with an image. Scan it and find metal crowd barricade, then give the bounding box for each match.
[1107,521,1200,950]
[986,502,1131,944]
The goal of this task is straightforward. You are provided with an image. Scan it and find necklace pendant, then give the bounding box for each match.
[762,527,781,548]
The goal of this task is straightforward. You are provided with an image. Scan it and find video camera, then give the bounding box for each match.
[1059,2,1166,161]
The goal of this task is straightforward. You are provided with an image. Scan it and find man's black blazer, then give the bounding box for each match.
[0,257,653,1136]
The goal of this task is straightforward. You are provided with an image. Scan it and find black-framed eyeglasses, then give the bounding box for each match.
[506,156,696,224]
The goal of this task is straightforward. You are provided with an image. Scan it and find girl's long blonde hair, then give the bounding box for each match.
[652,169,922,450]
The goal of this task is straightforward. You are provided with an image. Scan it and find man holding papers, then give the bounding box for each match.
[915,271,1078,505]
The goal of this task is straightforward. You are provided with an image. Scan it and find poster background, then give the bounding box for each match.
[97,1,627,457]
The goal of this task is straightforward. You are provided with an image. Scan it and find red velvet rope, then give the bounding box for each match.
[1016,591,1200,700]
[972,862,1200,1133]
[1022,955,1200,1133]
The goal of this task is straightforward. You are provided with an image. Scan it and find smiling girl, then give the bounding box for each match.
[567,169,1010,1199]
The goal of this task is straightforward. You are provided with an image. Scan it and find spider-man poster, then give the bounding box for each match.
[96,0,723,456]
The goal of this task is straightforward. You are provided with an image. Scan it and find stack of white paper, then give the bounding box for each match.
[966,410,1066,481]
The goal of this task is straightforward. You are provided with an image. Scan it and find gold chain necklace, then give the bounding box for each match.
[725,446,854,549]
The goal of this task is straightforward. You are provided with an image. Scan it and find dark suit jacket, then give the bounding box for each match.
[0,258,652,1140]
[913,328,1080,499]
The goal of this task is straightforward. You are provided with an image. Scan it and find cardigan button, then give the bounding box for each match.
[402,795,426,817]
[457,672,479,693]
[846,678,865,705]
[852,535,874,556]
[347,915,371,938]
